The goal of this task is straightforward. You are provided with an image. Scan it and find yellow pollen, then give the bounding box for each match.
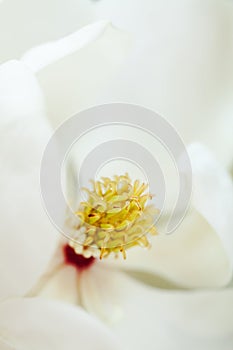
[68,173,158,259]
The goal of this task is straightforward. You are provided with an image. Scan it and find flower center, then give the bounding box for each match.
[68,173,158,259]
[63,244,95,271]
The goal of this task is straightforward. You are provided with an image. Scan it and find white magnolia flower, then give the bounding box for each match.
[0,12,233,350]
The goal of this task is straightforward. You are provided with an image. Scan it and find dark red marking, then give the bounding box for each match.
[63,244,95,271]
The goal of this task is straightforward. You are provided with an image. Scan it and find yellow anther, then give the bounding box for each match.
[100,223,115,231]
[83,236,94,246]
[88,214,101,225]
[115,220,130,231]
[75,212,85,222]
[106,207,122,215]
[134,183,148,197]
[108,194,128,203]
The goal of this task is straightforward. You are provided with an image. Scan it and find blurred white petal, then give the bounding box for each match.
[0,61,59,299]
[0,60,44,124]
[113,275,233,350]
[0,0,94,62]
[22,21,111,72]
[0,297,122,350]
[93,0,233,168]
[188,143,233,266]
[108,144,233,288]
[0,341,13,350]
[35,23,131,127]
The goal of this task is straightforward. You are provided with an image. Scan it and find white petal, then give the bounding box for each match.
[112,275,233,350]
[108,144,233,288]
[93,0,233,167]
[21,21,112,72]
[38,265,79,305]
[0,297,122,350]
[109,209,231,288]
[0,60,44,124]
[0,60,59,299]
[0,0,94,62]
[0,339,14,350]
[79,264,124,324]
[188,143,233,266]
[35,23,131,127]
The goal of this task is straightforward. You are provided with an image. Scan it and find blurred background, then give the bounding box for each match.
[2,0,232,169]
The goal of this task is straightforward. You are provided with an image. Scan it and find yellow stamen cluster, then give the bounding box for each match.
[68,174,158,259]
